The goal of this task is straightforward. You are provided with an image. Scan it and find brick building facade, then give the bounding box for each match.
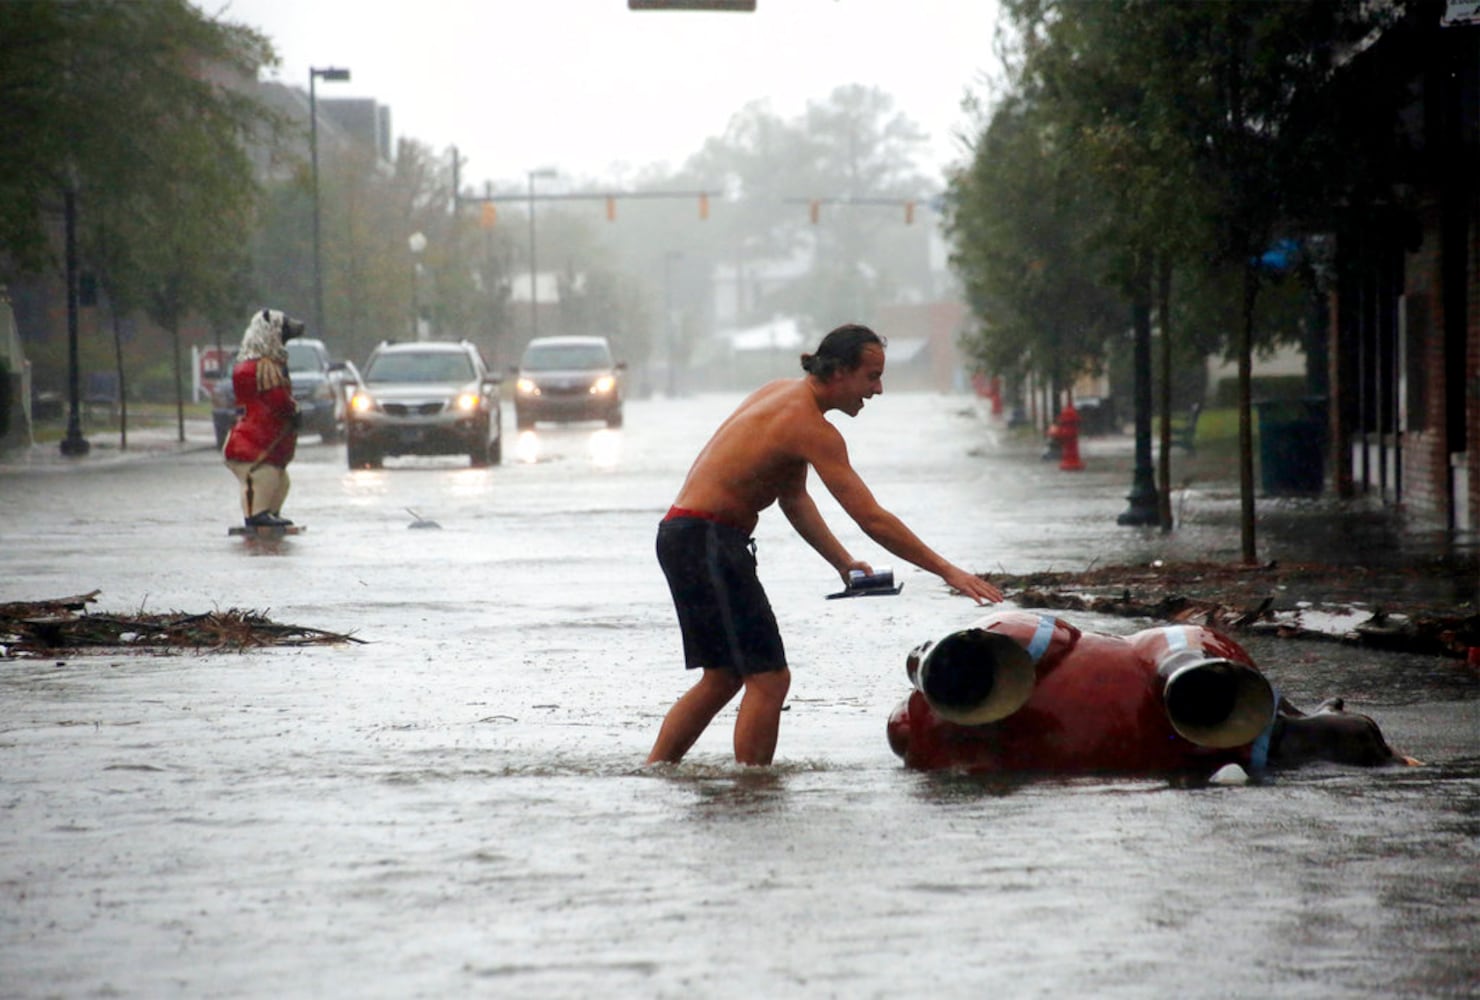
[1329,3,1478,535]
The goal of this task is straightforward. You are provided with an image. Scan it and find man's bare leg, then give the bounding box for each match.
[734,668,791,766]
[646,668,744,764]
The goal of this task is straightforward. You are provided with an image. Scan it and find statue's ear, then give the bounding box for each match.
[261,308,271,324]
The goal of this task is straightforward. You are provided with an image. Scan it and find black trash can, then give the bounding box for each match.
[1254,397,1327,495]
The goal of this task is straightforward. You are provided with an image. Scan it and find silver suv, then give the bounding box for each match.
[346,341,502,468]
[512,335,625,429]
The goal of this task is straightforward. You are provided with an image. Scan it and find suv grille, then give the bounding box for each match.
[383,402,445,417]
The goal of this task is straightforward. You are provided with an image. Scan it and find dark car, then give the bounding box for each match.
[210,373,239,448]
[286,338,346,442]
[210,339,350,447]
[329,359,362,413]
[346,340,502,468]
[512,335,625,429]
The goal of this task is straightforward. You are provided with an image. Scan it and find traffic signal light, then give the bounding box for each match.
[606,196,617,222]
[698,193,709,220]
[809,200,820,224]
[904,200,915,225]
[480,202,496,228]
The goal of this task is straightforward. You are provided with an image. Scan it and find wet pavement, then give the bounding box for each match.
[2,394,1477,998]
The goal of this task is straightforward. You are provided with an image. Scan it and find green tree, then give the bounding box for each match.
[596,86,937,381]
[787,85,934,328]
[957,0,1396,554]
[1156,1,1394,559]
[946,94,1121,409]
[0,1,278,273]
[997,0,1226,527]
[0,0,282,435]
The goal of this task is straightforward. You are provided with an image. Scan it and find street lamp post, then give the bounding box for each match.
[663,251,683,398]
[1117,300,1160,526]
[59,184,89,457]
[408,231,427,340]
[526,168,556,339]
[309,66,350,337]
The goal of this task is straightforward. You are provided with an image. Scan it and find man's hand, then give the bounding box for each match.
[839,558,874,585]
[943,567,1003,605]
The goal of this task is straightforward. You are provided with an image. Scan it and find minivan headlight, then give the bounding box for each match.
[591,374,616,395]
[516,377,540,396]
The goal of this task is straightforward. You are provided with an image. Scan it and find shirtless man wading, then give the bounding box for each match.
[649,323,1003,767]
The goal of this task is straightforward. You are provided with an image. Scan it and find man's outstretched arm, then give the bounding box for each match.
[778,484,871,583]
[806,431,1003,604]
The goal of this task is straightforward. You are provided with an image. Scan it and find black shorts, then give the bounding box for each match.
[656,515,786,675]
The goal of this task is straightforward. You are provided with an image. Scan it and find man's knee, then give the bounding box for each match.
[743,667,790,705]
[693,668,743,701]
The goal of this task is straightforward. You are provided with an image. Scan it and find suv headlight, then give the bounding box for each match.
[516,377,540,396]
[591,374,616,395]
[349,391,375,414]
[455,391,480,412]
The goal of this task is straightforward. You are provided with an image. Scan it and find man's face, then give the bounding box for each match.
[836,344,885,416]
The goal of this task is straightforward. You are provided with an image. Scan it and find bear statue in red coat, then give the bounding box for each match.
[223,308,305,529]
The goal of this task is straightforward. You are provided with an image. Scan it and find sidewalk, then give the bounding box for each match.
[1036,421,1479,613]
[0,419,218,473]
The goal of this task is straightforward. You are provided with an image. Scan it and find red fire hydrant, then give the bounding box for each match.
[1048,403,1084,471]
[988,376,1004,416]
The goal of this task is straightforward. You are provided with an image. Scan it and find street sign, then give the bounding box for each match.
[1443,0,1480,26]
[629,1,755,9]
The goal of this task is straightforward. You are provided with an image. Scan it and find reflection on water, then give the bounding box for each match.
[586,428,622,469]
[514,426,624,468]
[514,429,542,463]
[679,768,791,817]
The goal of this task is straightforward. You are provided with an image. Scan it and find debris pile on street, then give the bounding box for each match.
[0,590,362,657]
[987,561,1480,659]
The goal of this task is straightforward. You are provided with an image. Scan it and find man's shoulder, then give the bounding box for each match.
[746,377,799,400]
[749,377,821,409]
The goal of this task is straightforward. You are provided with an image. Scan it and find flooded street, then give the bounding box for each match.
[3,393,1476,998]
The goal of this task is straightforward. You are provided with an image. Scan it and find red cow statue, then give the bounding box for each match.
[887,610,1412,776]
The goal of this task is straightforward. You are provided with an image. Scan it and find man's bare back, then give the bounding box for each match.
[671,379,824,534]
[668,340,1000,602]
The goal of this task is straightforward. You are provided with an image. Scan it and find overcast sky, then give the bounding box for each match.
[213,0,1003,192]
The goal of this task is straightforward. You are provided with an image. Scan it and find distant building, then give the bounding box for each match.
[320,98,393,163]
[875,301,971,392]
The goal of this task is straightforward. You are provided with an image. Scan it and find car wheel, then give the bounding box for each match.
[489,433,502,465]
[321,424,342,444]
[347,439,380,469]
[606,408,624,429]
[515,409,534,430]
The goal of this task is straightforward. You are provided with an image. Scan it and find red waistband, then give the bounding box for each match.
[664,505,748,532]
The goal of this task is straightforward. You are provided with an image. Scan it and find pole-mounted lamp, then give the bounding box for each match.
[310,66,351,337]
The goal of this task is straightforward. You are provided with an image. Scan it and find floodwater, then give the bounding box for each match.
[2,393,1476,998]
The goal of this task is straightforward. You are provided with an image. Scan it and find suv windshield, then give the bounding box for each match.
[366,351,477,384]
[285,342,323,372]
[522,344,612,371]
